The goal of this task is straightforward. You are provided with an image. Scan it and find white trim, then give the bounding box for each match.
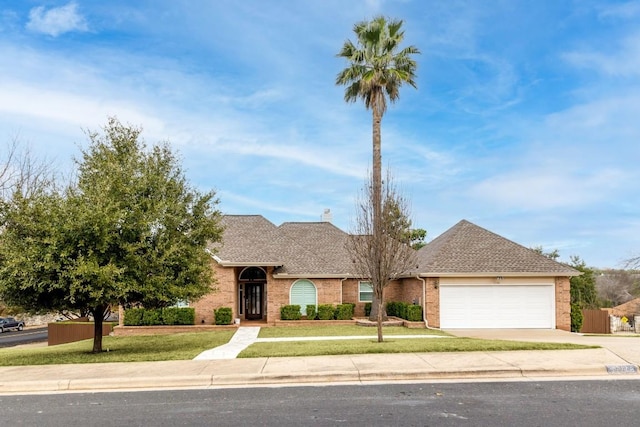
[218,261,282,267]
[358,281,373,303]
[417,272,578,278]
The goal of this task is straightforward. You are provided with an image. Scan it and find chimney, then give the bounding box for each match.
[321,208,332,223]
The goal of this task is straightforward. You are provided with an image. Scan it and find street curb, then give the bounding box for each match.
[0,366,627,394]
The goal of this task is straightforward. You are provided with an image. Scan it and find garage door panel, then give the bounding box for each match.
[440,285,554,329]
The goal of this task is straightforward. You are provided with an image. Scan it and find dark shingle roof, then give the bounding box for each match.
[209,215,282,265]
[211,216,354,275]
[415,219,579,275]
[212,216,578,277]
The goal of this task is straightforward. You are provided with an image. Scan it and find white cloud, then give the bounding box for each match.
[598,1,640,20]
[563,32,640,77]
[468,168,627,211]
[26,2,88,37]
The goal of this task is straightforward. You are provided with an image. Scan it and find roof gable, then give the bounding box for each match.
[210,215,282,265]
[415,220,579,276]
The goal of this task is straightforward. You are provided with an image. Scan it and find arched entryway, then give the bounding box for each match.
[239,267,266,320]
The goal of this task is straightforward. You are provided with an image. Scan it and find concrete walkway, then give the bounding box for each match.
[194,327,261,360]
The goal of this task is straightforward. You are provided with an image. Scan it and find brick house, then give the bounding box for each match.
[192,215,579,330]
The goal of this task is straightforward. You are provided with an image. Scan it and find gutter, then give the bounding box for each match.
[340,277,347,304]
[273,273,355,279]
[415,272,580,278]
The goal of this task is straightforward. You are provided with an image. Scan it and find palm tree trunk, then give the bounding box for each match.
[372,108,382,238]
[372,106,385,343]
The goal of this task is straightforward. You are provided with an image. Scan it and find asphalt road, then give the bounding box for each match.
[0,327,47,348]
[2,380,640,426]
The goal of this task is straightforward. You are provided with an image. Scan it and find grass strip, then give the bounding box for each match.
[258,325,449,338]
[0,330,235,366]
[238,338,595,358]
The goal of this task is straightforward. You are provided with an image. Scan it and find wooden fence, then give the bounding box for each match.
[581,309,610,334]
[48,320,114,346]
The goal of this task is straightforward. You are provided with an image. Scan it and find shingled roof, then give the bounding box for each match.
[414,220,579,276]
[211,215,355,276]
[211,216,578,278]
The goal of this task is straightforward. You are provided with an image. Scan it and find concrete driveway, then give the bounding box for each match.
[447,329,640,366]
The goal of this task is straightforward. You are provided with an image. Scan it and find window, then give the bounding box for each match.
[290,279,317,316]
[172,300,189,307]
[359,281,373,302]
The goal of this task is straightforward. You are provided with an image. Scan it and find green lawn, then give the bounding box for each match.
[0,330,235,366]
[0,325,597,366]
[258,325,450,338]
[239,338,594,358]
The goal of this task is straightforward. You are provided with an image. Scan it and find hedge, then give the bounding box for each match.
[123,307,196,326]
[142,309,163,326]
[214,307,233,325]
[281,304,302,320]
[317,304,336,320]
[364,302,372,317]
[385,301,423,322]
[163,307,195,325]
[335,303,355,320]
[123,308,145,326]
[306,304,317,320]
[406,305,423,321]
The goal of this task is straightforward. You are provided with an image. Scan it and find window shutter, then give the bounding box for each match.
[290,280,317,315]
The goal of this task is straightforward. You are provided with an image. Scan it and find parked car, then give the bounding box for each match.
[0,317,25,333]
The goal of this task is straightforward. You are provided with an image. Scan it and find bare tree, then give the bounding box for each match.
[348,171,417,342]
[1,137,55,201]
[596,269,640,307]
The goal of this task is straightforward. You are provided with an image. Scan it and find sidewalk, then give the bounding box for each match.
[1,330,639,394]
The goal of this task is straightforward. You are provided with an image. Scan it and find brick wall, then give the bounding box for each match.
[555,276,571,331]
[191,263,237,325]
[425,277,440,328]
[267,277,345,322]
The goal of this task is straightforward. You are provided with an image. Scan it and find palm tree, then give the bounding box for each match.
[336,16,419,332]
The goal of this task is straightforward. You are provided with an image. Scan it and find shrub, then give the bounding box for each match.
[571,303,583,332]
[162,307,196,325]
[335,303,355,320]
[142,309,163,326]
[280,305,302,320]
[123,308,145,326]
[176,307,196,325]
[398,302,409,320]
[406,305,423,322]
[214,307,233,325]
[306,304,317,320]
[317,304,335,320]
[364,302,372,317]
[386,301,398,317]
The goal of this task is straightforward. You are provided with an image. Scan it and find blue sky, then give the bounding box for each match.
[1,1,639,269]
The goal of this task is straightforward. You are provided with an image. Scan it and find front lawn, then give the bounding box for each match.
[239,338,594,358]
[258,325,449,338]
[0,330,235,366]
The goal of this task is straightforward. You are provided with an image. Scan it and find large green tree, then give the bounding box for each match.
[0,118,222,352]
[336,16,419,325]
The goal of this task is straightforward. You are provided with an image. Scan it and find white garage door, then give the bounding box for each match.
[440,284,555,329]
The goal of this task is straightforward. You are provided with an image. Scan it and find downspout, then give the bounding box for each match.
[340,277,347,304]
[416,276,428,328]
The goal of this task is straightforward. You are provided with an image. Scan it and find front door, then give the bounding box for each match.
[245,283,263,320]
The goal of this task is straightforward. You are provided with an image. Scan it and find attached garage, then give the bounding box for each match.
[439,278,556,329]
